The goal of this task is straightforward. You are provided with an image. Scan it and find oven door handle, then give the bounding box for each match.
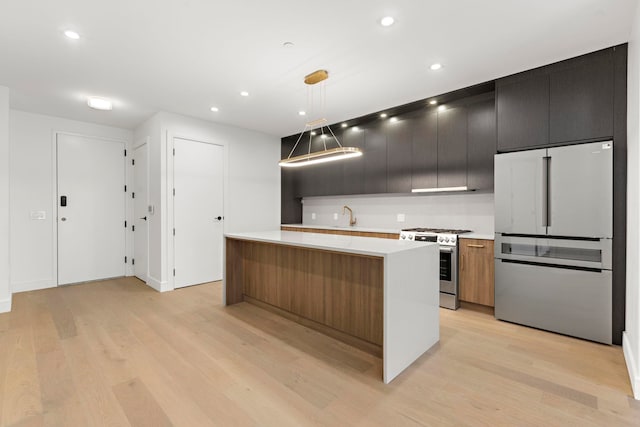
[439,247,454,253]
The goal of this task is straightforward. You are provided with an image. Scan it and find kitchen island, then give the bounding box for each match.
[224,230,439,383]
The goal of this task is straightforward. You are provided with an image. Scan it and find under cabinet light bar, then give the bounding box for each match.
[411,186,469,193]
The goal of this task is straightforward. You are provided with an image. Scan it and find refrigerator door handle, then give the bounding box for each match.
[542,156,550,228]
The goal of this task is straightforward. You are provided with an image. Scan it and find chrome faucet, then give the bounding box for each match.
[342,205,357,226]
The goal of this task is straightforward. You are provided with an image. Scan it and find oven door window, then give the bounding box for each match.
[440,251,452,281]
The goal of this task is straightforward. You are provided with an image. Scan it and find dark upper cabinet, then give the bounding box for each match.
[293,134,344,197]
[550,51,614,143]
[411,110,438,190]
[280,136,302,223]
[496,73,550,151]
[386,118,412,193]
[437,105,468,188]
[467,98,496,191]
[340,127,365,195]
[363,125,387,194]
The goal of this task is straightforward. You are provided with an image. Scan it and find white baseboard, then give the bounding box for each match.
[146,276,172,293]
[623,331,640,400]
[12,279,55,293]
[0,296,11,313]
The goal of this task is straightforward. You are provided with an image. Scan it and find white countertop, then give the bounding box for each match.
[461,233,494,240]
[226,230,435,257]
[281,223,401,234]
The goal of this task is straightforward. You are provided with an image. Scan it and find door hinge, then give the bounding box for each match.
[132,258,135,265]
[125,256,128,263]
[132,225,135,232]
[173,228,175,236]
[173,268,176,276]
[132,159,135,166]
[132,192,135,199]
[124,149,127,157]
[124,220,127,228]
[173,148,175,156]
[124,185,127,192]
[173,188,175,196]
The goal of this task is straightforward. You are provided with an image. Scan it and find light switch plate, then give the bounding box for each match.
[397,213,406,222]
[30,210,46,220]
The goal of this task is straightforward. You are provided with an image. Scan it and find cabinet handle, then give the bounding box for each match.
[460,254,464,271]
[467,244,485,248]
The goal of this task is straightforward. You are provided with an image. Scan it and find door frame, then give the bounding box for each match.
[167,132,227,290]
[132,137,150,283]
[53,131,129,286]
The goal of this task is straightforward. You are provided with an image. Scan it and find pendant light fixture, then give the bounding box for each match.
[279,70,363,168]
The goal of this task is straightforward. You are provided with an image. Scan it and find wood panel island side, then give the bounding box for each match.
[224,230,439,383]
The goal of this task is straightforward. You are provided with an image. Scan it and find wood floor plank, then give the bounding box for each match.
[0,277,636,427]
[112,378,172,427]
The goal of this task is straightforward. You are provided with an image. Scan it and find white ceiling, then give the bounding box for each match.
[0,0,636,137]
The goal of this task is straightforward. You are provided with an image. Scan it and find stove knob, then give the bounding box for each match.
[445,237,450,243]
[438,237,443,243]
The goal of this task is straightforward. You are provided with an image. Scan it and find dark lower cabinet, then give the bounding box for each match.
[280,137,301,224]
[437,105,468,188]
[411,110,438,190]
[467,98,496,191]
[550,50,614,143]
[496,73,550,151]
[386,118,412,193]
[363,126,387,194]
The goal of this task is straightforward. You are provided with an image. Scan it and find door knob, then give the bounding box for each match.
[61,217,67,221]
[140,216,147,221]
[215,216,222,221]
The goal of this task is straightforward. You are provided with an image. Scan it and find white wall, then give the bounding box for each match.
[9,110,132,293]
[0,87,10,312]
[134,112,280,292]
[625,2,640,401]
[300,193,494,235]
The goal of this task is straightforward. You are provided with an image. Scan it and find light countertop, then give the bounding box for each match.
[226,230,435,257]
[281,224,401,234]
[461,233,494,240]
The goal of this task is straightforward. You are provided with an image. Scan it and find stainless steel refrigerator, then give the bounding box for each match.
[494,141,613,344]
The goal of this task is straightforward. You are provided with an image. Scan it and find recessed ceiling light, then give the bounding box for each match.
[210,107,219,112]
[380,16,395,27]
[353,126,360,132]
[64,30,80,40]
[390,117,398,123]
[430,63,442,71]
[240,91,249,97]
[87,97,112,111]
[341,123,348,128]
[283,41,295,48]
[380,113,387,118]
[298,111,306,116]
[429,100,438,105]
[438,105,447,112]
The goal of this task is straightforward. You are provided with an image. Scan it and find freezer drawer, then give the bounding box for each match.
[495,259,611,344]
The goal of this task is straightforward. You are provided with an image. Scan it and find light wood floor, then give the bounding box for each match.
[0,277,638,427]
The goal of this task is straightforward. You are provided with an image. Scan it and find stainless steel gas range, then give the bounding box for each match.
[399,228,472,310]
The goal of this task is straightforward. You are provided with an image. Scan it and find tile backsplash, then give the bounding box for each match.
[301,192,494,234]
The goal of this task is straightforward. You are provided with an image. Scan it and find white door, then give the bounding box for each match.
[133,143,149,281]
[57,134,126,285]
[173,138,224,288]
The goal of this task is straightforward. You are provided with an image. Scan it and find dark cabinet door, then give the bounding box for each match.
[496,74,550,151]
[363,125,387,194]
[411,110,438,190]
[386,118,412,193]
[293,134,344,197]
[467,98,496,191]
[437,105,467,188]
[550,51,614,143]
[280,136,302,223]
[340,126,365,195]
